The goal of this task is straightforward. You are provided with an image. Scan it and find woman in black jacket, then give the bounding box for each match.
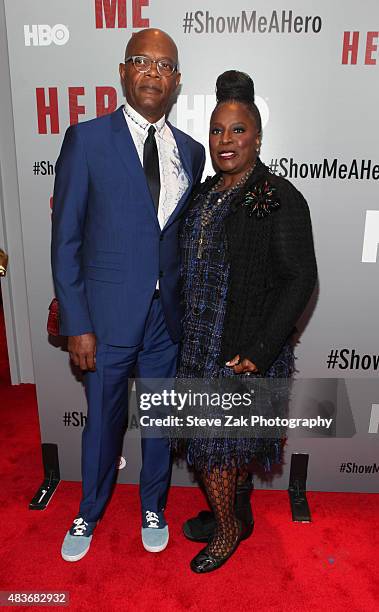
[176,70,317,573]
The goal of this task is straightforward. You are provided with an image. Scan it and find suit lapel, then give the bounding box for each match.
[111,106,160,230]
[110,109,196,231]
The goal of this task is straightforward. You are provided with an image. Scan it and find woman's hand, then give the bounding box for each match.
[225,354,258,374]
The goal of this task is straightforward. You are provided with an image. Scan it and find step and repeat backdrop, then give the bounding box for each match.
[3,0,379,492]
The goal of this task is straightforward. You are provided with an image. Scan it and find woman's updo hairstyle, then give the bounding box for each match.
[215,70,262,135]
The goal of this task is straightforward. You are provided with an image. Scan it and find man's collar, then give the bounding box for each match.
[124,101,166,135]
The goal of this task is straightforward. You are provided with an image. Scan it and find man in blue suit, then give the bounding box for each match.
[51,28,205,561]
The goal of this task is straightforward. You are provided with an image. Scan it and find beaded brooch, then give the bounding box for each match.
[242,180,280,218]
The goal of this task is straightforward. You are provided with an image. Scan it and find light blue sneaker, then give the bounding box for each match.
[61,516,97,562]
[141,510,169,553]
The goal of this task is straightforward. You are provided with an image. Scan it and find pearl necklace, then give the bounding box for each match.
[196,162,256,259]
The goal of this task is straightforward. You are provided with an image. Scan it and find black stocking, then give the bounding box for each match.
[200,465,240,558]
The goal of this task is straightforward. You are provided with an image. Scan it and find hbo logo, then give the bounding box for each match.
[24,24,70,47]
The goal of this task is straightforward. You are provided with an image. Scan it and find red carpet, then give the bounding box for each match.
[0,304,378,611]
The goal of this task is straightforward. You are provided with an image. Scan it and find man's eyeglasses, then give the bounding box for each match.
[125,55,177,77]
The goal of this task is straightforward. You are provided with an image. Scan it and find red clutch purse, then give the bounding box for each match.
[47,298,60,336]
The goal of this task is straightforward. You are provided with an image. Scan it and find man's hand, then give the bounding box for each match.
[68,333,97,371]
[226,354,258,375]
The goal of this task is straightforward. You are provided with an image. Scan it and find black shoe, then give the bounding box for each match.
[183,478,254,543]
[190,520,242,574]
[235,478,254,538]
[182,510,216,543]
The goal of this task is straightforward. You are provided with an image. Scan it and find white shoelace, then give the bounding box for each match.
[72,517,89,536]
[145,511,159,529]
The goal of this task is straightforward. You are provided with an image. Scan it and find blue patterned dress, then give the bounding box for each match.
[176,187,295,471]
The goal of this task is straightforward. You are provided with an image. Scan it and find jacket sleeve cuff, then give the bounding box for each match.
[58,305,94,337]
[239,340,281,375]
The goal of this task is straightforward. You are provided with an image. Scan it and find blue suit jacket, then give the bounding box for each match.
[51,106,205,345]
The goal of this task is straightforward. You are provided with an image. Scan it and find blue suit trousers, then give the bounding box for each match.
[79,296,178,522]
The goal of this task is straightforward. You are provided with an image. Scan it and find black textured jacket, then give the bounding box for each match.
[190,158,318,374]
